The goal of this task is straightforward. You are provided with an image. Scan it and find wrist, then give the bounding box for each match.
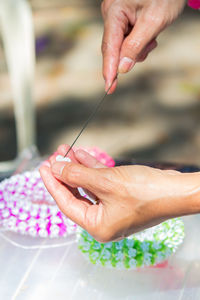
[164,172,200,218]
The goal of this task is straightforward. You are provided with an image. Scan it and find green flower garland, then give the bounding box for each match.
[77,218,184,269]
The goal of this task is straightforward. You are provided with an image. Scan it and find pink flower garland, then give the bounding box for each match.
[73,146,115,167]
[188,0,200,9]
[0,147,115,238]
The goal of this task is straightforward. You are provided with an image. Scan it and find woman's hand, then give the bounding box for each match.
[102,0,186,93]
[40,144,200,243]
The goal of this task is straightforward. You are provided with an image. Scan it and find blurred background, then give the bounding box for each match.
[0,0,200,165]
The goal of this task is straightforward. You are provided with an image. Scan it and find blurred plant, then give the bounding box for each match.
[180,82,200,99]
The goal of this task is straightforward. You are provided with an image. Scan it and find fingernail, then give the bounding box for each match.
[118,57,135,73]
[105,78,117,94]
[105,80,111,92]
[75,149,86,159]
[52,162,66,176]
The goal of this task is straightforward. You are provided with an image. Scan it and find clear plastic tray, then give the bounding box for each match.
[1,158,200,299]
[1,215,200,300]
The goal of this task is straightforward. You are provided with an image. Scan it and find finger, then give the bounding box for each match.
[49,148,88,200]
[49,153,68,166]
[57,144,77,161]
[41,160,51,167]
[118,13,162,73]
[107,77,118,95]
[47,153,56,164]
[48,157,94,204]
[75,149,106,168]
[101,0,115,19]
[48,144,78,166]
[49,151,78,166]
[137,39,157,62]
[51,162,106,194]
[102,7,129,92]
[39,165,90,227]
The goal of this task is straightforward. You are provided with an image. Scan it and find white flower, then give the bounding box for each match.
[86,234,94,242]
[141,242,149,252]
[156,251,165,263]
[101,249,111,260]
[83,242,91,251]
[126,238,134,248]
[93,242,101,250]
[129,258,137,268]
[115,251,124,261]
[143,253,152,265]
[104,242,112,249]
[152,242,161,250]
[91,251,99,260]
[116,261,124,269]
[115,241,123,250]
[128,248,137,257]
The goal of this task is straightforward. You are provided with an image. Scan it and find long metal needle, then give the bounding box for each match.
[64,76,117,157]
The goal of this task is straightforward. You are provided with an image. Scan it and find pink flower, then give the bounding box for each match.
[45,147,115,168]
[77,146,115,167]
[188,0,200,9]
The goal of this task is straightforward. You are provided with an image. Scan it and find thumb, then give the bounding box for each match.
[51,161,105,194]
[118,14,161,73]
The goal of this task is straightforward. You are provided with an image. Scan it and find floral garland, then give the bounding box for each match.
[0,147,184,269]
[0,170,77,238]
[188,0,200,9]
[78,218,184,269]
[0,147,115,238]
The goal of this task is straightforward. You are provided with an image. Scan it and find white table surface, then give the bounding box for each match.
[1,214,200,300]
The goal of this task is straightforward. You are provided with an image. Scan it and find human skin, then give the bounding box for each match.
[40,145,200,243]
[102,0,186,93]
[40,1,193,243]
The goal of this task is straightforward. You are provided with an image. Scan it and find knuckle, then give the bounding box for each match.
[125,38,142,53]
[94,226,113,243]
[101,39,116,58]
[101,40,108,54]
[57,144,70,155]
[145,14,164,28]
[101,0,116,17]
[57,144,66,152]
[109,7,125,23]
[98,174,114,194]
[63,165,78,183]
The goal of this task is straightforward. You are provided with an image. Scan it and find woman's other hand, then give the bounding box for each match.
[40,144,200,242]
[101,0,186,93]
